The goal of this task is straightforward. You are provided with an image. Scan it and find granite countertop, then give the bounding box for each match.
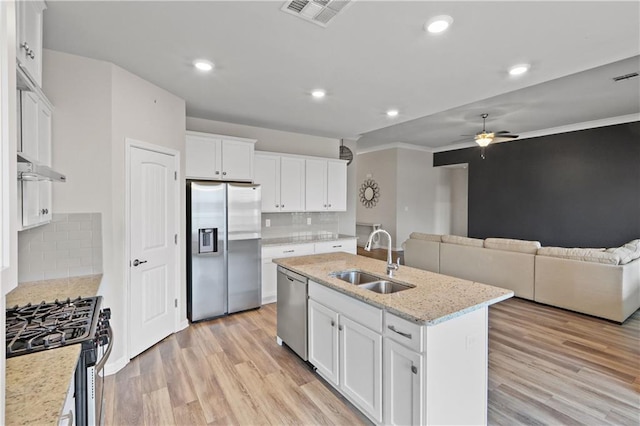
[273,253,513,325]
[262,234,357,246]
[5,274,102,426]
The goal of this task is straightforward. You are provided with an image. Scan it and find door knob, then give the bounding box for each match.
[132,259,148,267]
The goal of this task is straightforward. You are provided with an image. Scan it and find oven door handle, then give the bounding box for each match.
[95,325,114,373]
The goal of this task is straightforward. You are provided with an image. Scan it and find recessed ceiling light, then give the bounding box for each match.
[386,109,399,117]
[311,89,326,99]
[193,60,214,72]
[425,15,453,34]
[508,64,530,76]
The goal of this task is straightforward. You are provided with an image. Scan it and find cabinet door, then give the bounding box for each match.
[221,139,254,181]
[340,316,383,422]
[305,159,327,211]
[254,154,280,212]
[17,0,45,86]
[20,91,39,158]
[185,135,221,179]
[21,181,40,228]
[384,338,423,426]
[39,181,52,223]
[327,160,347,211]
[38,100,52,165]
[280,156,305,212]
[308,299,339,386]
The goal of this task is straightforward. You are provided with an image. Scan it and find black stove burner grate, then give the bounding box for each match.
[6,296,101,358]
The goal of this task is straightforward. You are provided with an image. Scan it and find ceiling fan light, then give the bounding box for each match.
[475,134,493,147]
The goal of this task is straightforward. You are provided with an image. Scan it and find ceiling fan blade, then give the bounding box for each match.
[492,135,519,143]
[494,130,512,135]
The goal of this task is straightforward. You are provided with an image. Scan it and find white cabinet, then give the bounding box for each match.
[308,281,383,423]
[308,299,340,384]
[261,243,314,304]
[254,153,305,212]
[384,338,423,426]
[16,0,46,86]
[185,131,255,181]
[314,238,357,255]
[305,158,347,211]
[19,90,52,228]
[340,315,383,422]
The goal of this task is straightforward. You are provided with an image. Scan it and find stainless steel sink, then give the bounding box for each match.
[330,270,382,285]
[330,270,413,294]
[358,280,412,294]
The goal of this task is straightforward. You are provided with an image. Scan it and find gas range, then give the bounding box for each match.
[5,296,112,426]
[6,296,102,357]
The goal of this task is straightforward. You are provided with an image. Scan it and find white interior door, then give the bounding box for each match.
[129,145,177,358]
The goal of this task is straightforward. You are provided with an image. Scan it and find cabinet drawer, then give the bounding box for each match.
[309,281,382,333]
[263,243,315,260]
[384,311,424,353]
[314,239,357,254]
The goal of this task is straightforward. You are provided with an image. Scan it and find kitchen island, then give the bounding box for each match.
[274,252,513,425]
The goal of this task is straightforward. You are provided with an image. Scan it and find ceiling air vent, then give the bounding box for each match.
[281,0,354,28]
[612,72,639,82]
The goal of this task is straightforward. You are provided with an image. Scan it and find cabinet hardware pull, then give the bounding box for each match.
[215,171,220,175]
[411,365,418,374]
[223,171,227,175]
[338,325,343,331]
[332,245,342,248]
[283,250,294,253]
[331,320,335,327]
[388,325,412,339]
[287,277,294,282]
[275,204,279,208]
[328,204,331,207]
[281,204,284,208]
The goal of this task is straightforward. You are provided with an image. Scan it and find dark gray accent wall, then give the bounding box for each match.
[434,121,640,248]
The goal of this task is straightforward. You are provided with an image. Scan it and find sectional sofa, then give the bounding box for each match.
[403,233,640,323]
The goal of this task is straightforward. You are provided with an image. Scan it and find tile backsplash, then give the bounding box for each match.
[262,212,340,240]
[18,213,103,283]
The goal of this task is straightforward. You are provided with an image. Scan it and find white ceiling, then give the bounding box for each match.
[43,1,640,151]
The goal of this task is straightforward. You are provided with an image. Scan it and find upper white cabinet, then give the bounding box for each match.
[254,153,305,213]
[185,131,255,181]
[16,0,46,87]
[305,158,347,212]
[19,90,53,228]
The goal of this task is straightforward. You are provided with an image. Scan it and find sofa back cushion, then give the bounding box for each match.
[537,246,620,265]
[484,238,541,254]
[409,232,442,242]
[441,235,484,247]
[606,239,640,265]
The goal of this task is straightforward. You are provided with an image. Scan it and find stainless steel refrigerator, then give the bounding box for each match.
[187,181,262,322]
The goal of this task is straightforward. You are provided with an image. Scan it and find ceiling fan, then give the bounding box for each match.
[465,113,519,158]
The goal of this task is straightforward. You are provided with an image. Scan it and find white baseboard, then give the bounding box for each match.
[177,319,189,331]
[262,294,276,305]
[104,355,129,376]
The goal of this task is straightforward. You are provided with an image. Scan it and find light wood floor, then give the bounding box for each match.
[104,299,640,425]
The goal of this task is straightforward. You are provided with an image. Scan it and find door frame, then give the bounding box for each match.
[125,138,181,360]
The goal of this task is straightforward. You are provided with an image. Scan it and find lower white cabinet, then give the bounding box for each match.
[308,281,383,423]
[308,299,339,384]
[384,338,423,426]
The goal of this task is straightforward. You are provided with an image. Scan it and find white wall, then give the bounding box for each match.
[187,116,338,158]
[43,49,186,372]
[356,147,454,249]
[356,149,398,247]
[396,149,452,245]
[338,138,358,237]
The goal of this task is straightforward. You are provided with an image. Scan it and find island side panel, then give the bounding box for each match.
[425,306,488,425]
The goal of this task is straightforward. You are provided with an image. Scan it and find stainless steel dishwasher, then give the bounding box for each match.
[276,266,308,360]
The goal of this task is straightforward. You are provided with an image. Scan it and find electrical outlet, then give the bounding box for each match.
[307,217,312,225]
[265,219,271,227]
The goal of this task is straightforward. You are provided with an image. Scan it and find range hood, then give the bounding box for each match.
[17,153,66,182]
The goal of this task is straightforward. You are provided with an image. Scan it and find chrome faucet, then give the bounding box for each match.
[364,229,400,277]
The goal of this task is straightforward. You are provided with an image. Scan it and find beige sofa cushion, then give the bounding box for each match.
[606,239,640,265]
[537,246,620,265]
[409,232,442,242]
[404,238,440,273]
[484,238,541,254]
[441,235,484,247]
